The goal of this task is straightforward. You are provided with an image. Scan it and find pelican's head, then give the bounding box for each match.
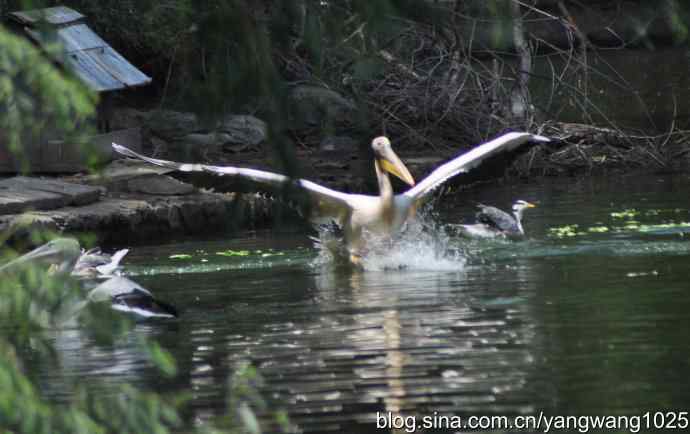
[0,238,81,275]
[371,136,415,186]
[512,200,536,217]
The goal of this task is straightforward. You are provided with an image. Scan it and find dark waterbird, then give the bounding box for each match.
[458,200,537,240]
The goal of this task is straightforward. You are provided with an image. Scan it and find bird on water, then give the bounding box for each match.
[113,132,549,265]
[457,200,537,240]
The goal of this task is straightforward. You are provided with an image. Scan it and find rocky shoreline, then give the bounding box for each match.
[0,160,281,247]
[3,106,688,247]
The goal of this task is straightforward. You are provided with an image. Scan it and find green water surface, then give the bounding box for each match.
[38,173,690,433]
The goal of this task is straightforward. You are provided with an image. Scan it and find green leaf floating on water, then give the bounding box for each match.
[548,224,580,237]
[169,254,192,259]
[588,226,609,233]
[216,249,251,257]
[637,222,690,232]
[549,221,690,238]
[611,209,638,219]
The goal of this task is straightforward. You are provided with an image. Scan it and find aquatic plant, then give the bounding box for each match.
[0,20,287,433]
[548,224,582,238]
[216,249,251,257]
[611,209,639,219]
[549,207,690,238]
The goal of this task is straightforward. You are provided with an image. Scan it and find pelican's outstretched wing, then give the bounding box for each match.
[403,132,549,202]
[112,143,354,224]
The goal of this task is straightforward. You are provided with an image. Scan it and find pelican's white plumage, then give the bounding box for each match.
[113,132,548,263]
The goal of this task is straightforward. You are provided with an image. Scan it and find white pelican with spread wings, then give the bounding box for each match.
[113,132,548,264]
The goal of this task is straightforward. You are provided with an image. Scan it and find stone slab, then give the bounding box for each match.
[124,174,196,196]
[0,188,64,215]
[0,176,103,215]
[0,191,278,245]
[89,158,174,184]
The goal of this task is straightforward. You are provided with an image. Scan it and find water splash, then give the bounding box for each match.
[310,209,466,272]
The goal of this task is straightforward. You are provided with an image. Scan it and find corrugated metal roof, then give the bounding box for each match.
[8,6,84,26]
[8,6,151,92]
[58,24,108,52]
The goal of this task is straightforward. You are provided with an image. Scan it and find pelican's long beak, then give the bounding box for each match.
[0,243,63,273]
[378,148,415,186]
[525,202,537,208]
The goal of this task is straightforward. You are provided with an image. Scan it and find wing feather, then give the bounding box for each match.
[112,143,353,222]
[403,132,549,201]
[476,205,516,232]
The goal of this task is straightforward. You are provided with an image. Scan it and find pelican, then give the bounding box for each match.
[0,238,177,319]
[0,239,128,278]
[113,132,549,264]
[0,238,81,275]
[457,200,537,240]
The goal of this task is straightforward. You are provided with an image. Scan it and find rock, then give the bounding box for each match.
[0,177,103,215]
[167,204,183,230]
[218,115,268,149]
[179,202,204,232]
[89,158,174,186]
[125,174,196,196]
[0,178,287,244]
[288,85,356,128]
[319,136,358,154]
[0,187,65,215]
[146,110,201,140]
[149,136,169,158]
[1,213,59,241]
[315,161,349,171]
[182,132,232,147]
[167,132,229,160]
[0,192,277,245]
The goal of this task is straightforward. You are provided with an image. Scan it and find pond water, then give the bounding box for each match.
[39,173,690,433]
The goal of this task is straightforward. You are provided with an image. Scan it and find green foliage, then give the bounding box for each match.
[0,24,96,171]
[0,235,174,433]
[218,361,292,434]
[667,0,689,44]
[141,339,178,377]
[0,11,287,431]
[65,0,194,56]
[1,237,288,434]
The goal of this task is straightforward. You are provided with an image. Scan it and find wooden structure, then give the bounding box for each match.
[0,6,149,173]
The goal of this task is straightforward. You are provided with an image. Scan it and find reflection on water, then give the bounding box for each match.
[36,173,690,433]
